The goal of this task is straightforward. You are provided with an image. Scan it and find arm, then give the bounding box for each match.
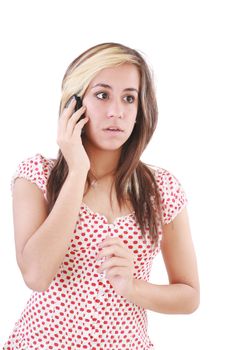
[13,169,87,292]
[127,207,200,314]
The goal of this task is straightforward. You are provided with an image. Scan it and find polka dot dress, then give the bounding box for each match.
[4,153,188,350]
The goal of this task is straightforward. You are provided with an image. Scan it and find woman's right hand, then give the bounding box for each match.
[57,97,90,173]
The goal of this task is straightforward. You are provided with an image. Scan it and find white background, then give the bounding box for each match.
[0,0,232,349]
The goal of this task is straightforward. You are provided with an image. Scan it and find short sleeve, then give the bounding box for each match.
[155,167,188,225]
[10,153,55,201]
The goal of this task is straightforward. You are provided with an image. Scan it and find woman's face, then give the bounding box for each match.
[82,63,140,152]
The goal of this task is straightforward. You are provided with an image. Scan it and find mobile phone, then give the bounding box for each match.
[65,95,85,122]
[73,95,83,112]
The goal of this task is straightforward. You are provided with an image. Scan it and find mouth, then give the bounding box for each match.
[103,127,124,132]
[103,129,124,135]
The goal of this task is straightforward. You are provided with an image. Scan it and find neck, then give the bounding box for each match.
[83,138,121,179]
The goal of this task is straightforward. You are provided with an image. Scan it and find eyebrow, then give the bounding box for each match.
[91,83,139,94]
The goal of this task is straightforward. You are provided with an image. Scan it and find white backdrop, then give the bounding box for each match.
[0,0,232,349]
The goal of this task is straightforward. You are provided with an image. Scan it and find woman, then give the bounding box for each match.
[4,42,199,349]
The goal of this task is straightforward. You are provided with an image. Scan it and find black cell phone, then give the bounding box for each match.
[65,94,85,122]
[73,95,83,112]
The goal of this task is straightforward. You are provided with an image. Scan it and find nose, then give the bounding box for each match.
[106,98,123,119]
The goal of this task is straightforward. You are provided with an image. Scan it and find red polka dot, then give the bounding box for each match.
[5,154,187,349]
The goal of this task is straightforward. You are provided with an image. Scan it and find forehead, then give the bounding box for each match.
[90,63,140,89]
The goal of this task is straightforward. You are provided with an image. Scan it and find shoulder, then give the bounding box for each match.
[11,153,56,200]
[147,165,188,225]
[12,153,55,179]
[148,165,185,192]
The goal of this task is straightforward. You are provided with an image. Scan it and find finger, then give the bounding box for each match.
[59,97,78,128]
[98,245,131,261]
[65,106,86,137]
[57,100,77,140]
[98,257,129,273]
[62,97,77,120]
[64,96,76,109]
[106,266,130,278]
[99,238,133,258]
[99,237,126,250]
[73,115,89,137]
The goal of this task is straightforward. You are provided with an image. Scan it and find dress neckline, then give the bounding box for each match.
[48,157,136,225]
[81,201,135,225]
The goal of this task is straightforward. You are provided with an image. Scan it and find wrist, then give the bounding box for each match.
[124,278,138,302]
[68,168,89,178]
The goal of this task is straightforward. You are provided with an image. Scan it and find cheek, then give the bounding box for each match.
[84,107,96,125]
[85,100,101,121]
[129,108,138,124]
[128,103,138,116]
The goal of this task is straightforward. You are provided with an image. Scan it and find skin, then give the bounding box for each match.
[96,208,200,314]
[79,63,200,313]
[82,63,140,179]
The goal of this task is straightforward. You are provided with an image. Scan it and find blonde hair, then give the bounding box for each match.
[48,42,162,247]
[60,44,148,118]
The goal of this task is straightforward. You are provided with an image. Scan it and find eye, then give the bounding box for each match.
[95,92,109,100]
[124,95,135,103]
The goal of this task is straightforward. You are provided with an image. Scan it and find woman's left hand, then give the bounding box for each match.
[96,236,136,298]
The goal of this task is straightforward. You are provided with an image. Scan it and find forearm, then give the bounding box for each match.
[127,278,199,314]
[22,170,87,291]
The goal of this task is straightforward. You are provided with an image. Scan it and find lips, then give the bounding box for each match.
[103,125,123,132]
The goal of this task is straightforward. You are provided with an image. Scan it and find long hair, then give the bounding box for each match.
[47,42,162,248]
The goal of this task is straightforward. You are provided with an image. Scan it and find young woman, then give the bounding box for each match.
[4,42,199,349]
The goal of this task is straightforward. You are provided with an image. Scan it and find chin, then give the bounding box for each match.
[98,143,123,152]
[84,134,128,151]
